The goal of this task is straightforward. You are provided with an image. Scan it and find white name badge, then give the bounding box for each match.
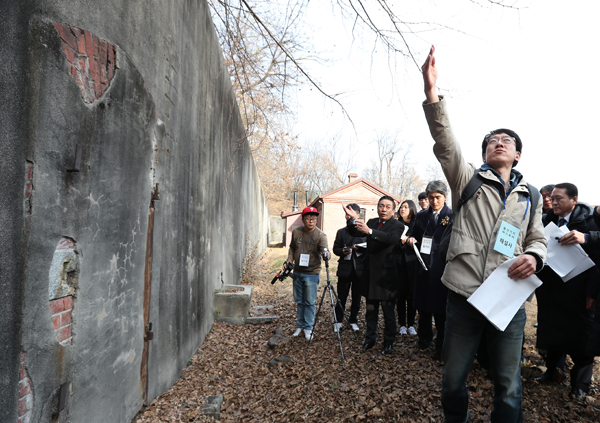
[420,237,433,255]
[299,253,310,267]
[344,253,352,261]
[494,221,520,258]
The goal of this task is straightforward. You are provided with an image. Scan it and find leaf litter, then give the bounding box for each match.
[134,248,600,422]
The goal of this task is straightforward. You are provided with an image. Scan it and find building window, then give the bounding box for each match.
[360,208,366,221]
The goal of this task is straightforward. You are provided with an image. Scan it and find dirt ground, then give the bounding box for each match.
[134,248,600,422]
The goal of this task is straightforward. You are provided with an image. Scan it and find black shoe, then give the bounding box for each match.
[534,368,565,384]
[570,388,587,399]
[382,344,393,355]
[359,342,375,353]
[533,371,553,384]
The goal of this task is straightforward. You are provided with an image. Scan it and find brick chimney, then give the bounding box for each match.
[348,173,358,184]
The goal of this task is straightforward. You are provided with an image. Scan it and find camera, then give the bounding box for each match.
[271,261,294,284]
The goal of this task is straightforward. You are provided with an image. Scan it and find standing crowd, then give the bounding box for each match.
[283,46,600,422]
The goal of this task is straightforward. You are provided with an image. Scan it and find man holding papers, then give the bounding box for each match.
[421,46,547,423]
[535,183,600,398]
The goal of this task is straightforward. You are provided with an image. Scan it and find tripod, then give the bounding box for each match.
[308,252,358,360]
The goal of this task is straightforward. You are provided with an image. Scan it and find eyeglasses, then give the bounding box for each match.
[304,216,317,221]
[487,136,516,145]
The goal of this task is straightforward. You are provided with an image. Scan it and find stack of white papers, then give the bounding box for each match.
[467,257,542,331]
[544,222,595,281]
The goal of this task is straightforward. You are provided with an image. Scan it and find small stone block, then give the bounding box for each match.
[244,315,280,324]
[267,333,289,349]
[200,394,224,419]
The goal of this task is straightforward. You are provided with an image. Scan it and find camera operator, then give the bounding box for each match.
[286,206,330,340]
[333,203,367,332]
[344,196,404,355]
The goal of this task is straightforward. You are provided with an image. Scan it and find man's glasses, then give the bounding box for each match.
[487,136,516,145]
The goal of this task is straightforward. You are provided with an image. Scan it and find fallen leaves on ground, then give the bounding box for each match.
[134,248,600,422]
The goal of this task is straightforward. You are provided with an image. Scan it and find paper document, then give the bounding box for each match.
[354,242,367,257]
[402,225,409,238]
[544,222,595,281]
[467,257,542,331]
[412,241,428,271]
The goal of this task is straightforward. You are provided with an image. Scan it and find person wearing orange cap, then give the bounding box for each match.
[286,206,330,340]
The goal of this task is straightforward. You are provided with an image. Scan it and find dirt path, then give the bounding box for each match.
[134,248,599,422]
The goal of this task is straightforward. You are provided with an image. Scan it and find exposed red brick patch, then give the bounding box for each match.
[57,238,75,250]
[24,161,34,215]
[18,353,33,422]
[50,295,74,345]
[54,23,117,103]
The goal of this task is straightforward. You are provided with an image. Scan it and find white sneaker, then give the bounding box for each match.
[399,326,408,335]
[333,322,343,332]
[293,328,302,337]
[304,329,313,341]
[350,323,360,332]
[408,326,417,336]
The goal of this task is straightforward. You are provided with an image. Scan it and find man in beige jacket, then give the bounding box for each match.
[421,46,547,423]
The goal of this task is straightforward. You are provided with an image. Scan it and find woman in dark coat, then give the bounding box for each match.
[395,200,418,336]
[407,181,452,356]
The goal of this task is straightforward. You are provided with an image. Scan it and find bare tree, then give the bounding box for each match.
[363,132,424,201]
[208,0,523,213]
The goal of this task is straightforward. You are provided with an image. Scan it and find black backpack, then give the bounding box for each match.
[438,170,540,263]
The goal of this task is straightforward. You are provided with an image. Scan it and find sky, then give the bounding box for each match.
[291,0,600,205]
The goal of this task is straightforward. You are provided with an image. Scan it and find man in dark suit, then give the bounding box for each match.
[535,183,600,398]
[344,195,404,355]
[333,203,367,332]
[407,180,452,358]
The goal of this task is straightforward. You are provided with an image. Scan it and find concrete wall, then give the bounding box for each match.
[0,1,268,422]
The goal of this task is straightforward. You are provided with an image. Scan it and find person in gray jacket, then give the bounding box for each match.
[421,45,547,423]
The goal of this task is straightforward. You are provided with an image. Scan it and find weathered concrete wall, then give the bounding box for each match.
[0,3,28,422]
[0,1,268,422]
[269,216,286,247]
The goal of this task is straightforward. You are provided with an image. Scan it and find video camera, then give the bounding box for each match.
[271,261,294,285]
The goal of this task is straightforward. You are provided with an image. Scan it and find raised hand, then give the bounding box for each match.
[422,45,439,103]
[343,204,358,220]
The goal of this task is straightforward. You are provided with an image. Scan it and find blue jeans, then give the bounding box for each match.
[292,272,320,330]
[442,291,525,423]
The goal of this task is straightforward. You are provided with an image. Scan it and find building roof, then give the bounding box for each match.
[310,178,401,205]
[280,210,302,218]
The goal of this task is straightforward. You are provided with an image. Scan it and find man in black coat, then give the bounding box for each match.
[407,180,452,357]
[344,195,404,355]
[333,203,366,332]
[535,183,600,398]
